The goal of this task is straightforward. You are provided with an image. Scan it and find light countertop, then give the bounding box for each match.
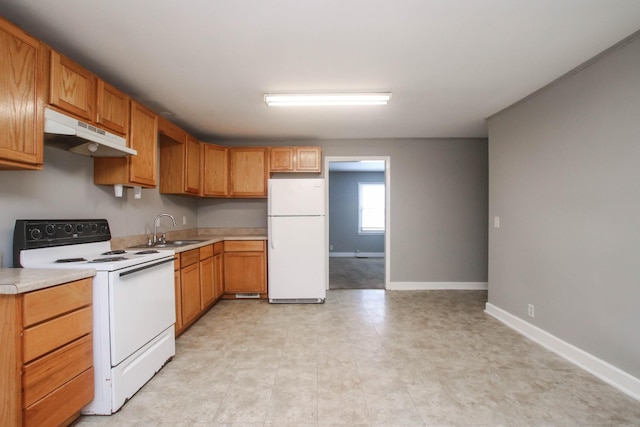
[125,234,267,253]
[0,268,96,295]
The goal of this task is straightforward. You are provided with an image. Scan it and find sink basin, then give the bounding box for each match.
[165,240,207,245]
[129,239,208,249]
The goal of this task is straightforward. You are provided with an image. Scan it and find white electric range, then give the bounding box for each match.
[14,219,176,415]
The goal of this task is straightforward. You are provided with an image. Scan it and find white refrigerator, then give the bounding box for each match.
[268,178,326,303]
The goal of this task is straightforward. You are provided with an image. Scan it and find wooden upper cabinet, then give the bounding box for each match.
[201,143,228,197]
[158,119,201,196]
[0,18,45,170]
[270,147,295,172]
[96,80,129,135]
[296,146,322,172]
[229,147,269,197]
[49,51,96,122]
[185,135,201,194]
[128,100,158,186]
[269,146,321,173]
[93,100,157,187]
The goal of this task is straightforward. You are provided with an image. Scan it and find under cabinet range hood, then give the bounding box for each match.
[44,108,137,157]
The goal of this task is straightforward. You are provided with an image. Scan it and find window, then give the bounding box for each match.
[358,182,385,234]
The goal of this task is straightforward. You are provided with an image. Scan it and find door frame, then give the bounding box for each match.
[324,155,391,290]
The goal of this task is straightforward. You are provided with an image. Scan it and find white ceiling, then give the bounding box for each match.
[2,1,639,141]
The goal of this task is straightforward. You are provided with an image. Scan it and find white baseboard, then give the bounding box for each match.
[485,303,640,402]
[329,252,384,258]
[387,282,488,290]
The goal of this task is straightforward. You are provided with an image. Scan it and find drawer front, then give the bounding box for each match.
[180,249,199,268]
[174,257,180,271]
[23,306,92,363]
[199,244,213,260]
[213,241,223,254]
[22,278,92,327]
[23,334,93,407]
[23,366,94,427]
[224,240,264,252]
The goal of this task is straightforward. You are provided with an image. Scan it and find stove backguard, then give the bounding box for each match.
[13,219,111,267]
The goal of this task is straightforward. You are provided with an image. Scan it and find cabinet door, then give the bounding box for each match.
[270,147,294,172]
[0,19,45,170]
[185,135,201,194]
[128,100,158,187]
[229,147,268,197]
[202,144,228,197]
[174,269,183,336]
[96,80,129,135]
[200,255,215,309]
[213,250,224,299]
[295,146,322,172]
[181,262,200,326]
[224,251,266,293]
[50,51,96,121]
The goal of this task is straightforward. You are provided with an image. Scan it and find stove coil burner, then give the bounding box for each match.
[55,257,87,263]
[90,256,128,263]
[135,250,159,255]
[101,249,126,256]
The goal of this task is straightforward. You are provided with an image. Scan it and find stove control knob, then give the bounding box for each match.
[91,223,98,232]
[76,224,84,233]
[64,224,73,234]
[30,228,42,240]
[100,225,109,235]
[45,224,56,235]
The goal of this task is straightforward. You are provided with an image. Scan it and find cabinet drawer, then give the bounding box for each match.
[23,366,94,427]
[23,334,93,407]
[180,249,199,268]
[174,257,180,271]
[23,306,92,363]
[199,244,213,260]
[22,278,92,327]
[224,240,264,252]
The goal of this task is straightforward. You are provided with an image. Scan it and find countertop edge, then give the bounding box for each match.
[0,268,96,295]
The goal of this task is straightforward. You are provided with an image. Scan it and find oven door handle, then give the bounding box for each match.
[119,257,175,277]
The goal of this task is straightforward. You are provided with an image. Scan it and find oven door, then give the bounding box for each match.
[108,257,176,366]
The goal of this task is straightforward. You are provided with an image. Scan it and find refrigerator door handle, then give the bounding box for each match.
[268,217,275,249]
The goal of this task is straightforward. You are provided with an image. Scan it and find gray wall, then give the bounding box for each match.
[328,171,385,254]
[199,138,488,283]
[487,34,640,377]
[0,146,198,267]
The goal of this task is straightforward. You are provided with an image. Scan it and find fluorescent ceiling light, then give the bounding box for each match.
[264,93,391,107]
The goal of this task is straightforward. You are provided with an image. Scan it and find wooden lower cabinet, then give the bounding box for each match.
[0,277,94,427]
[200,245,215,309]
[223,240,267,297]
[180,250,201,329]
[213,242,224,300]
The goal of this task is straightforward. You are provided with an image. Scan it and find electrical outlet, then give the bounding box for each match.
[528,304,535,318]
[0,251,3,267]
[494,216,501,228]
[182,216,187,225]
[329,245,334,250]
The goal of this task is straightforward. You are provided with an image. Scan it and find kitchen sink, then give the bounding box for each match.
[129,239,208,249]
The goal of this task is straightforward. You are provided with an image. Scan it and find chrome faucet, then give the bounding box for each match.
[153,213,176,243]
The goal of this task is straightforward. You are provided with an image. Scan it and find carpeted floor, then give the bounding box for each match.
[329,256,385,289]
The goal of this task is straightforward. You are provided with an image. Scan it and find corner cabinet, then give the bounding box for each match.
[0,17,46,170]
[159,117,201,196]
[0,278,94,427]
[223,240,267,297]
[229,147,269,197]
[270,146,322,173]
[94,100,158,188]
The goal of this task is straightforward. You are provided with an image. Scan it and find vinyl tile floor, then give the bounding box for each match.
[74,290,640,426]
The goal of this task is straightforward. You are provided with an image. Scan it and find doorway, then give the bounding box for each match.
[324,156,390,290]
